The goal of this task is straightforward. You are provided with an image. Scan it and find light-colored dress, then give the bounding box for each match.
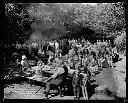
[31,66,43,81]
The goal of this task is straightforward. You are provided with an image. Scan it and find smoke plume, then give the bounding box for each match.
[27,3,67,41]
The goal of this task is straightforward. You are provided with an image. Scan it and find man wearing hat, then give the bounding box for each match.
[43,59,68,99]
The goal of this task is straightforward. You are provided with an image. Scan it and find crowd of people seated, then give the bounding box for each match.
[10,38,120,99]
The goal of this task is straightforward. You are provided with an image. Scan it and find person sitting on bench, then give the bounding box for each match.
[43,58,68,99]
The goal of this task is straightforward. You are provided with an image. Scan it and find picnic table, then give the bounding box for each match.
[41,65,76,76]
[25,65,75,94]
[26,64,75,82]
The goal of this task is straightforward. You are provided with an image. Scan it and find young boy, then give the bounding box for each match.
[72,70,81,99]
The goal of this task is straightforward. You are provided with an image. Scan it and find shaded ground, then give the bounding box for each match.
[90,67,117,93]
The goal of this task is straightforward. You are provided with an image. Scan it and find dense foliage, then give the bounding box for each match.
[4,3,125,45]
[114,30,126,55]
[4,3,126,82]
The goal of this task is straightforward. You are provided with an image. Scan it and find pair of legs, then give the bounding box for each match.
[107,60,113,68]
[82,86,88,100]
[44,78,63,98]
[73,85,81,99]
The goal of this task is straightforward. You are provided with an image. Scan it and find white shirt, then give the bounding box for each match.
[49,42,54,47]
[30,66,43,81]
[21,60,24,66]
[55,42,59,49]
[21,60,29,67]
[32,66,42,75]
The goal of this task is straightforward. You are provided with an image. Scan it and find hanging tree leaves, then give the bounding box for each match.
[4,3,125,43]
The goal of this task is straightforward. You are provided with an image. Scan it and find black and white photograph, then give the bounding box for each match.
[3,3,126,101]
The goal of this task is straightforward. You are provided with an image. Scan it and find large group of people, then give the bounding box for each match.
[11,38,120,99]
